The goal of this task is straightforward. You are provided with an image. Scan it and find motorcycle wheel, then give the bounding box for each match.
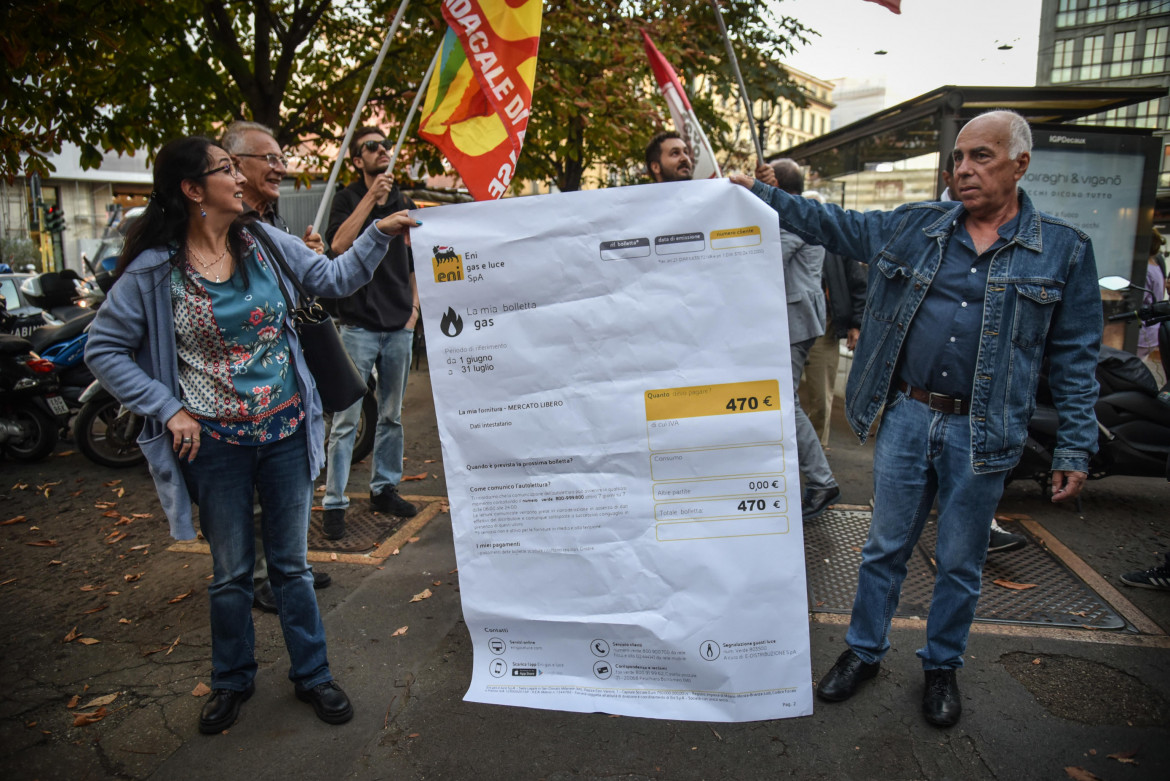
[324,387,377,464]
[2,404,59,462]
[75,396,146,468]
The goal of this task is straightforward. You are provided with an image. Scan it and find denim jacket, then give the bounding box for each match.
[749,181,1101,474]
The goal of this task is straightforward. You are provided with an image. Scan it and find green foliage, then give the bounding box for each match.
[1,0,811,192]
[1,237,39,268]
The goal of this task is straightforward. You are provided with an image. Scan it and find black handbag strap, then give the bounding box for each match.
[245,224,312,310]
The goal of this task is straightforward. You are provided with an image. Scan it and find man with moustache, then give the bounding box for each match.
[321,127,420,540]
[644,131,694,183]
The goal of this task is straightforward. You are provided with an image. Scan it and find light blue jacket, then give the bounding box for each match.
[749,181,1101,474]
[85,222,392,539]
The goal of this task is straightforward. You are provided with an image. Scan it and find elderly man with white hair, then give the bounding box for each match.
[736,109,1102,727]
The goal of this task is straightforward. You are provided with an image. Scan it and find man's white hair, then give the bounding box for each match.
[220,121,276,154]
[973,109,1032,160]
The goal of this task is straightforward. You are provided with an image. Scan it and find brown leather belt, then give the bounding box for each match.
[897,380,970,415]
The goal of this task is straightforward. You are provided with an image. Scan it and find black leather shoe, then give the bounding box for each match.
[817,648,880,702]
[199,683,254,734]
[295,680,354,724]
[252,579,277,614]
[803,485,841,520]
[923,668,962,727]
[322,508,346,540]
[370,487,418,517]
[312,568,332,589]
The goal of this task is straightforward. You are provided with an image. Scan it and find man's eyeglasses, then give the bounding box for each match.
[235,152,288,168]
[197,161,243,178]
[360,139,392,154]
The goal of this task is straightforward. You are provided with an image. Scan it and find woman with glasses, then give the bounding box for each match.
[85,136,418,734]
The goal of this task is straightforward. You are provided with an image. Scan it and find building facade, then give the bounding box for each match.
[1037,0,1170,197]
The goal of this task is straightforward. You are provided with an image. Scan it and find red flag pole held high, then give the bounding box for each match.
[311,0,411,238]
[640,29,722,180]
[865,0,902,13]
[707,0,764,165]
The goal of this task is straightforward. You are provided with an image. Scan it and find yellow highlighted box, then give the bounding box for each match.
[645,380,780,422]
[710,225,762,249]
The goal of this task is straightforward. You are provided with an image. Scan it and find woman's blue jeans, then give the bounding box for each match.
[181,426,332,691]
[845,390,1008,670]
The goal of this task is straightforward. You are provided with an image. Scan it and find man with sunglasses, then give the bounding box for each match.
[221,121,325,254]
[220,121,331,614]
[321,126,421,540]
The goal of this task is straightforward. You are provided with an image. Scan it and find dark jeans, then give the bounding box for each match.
[181,426,332,691]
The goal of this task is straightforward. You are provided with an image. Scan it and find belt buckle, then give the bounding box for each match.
[928,392,962,414]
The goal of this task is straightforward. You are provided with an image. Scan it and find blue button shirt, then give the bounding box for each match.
[898,214,1020,399]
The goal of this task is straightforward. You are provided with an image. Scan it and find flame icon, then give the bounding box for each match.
[440,307,464,337]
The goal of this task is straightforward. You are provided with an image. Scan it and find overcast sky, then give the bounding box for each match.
[775,0,1044,105]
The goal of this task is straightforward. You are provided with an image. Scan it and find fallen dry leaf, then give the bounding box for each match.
[101,510,120,518]
[66,694,80,709]
[390,547,400,556]
[123,573,144,583]
[81,693,118,709]
[105,531,127,544]
[77,638,100,645]
[72,706,107,727]
[106,591,120,596]
[391,626,409,637]
[26,540,59,547]
[130,513,152,519]
[128,544,149,552]
[407,536,420,544]
[80,584,99,592]
[0,515,28,526]
[1032,658,1042,665]
[104,480,122,487]
[69,490,83,497]
[449,568,458,575]
[168,590,193,604]
[1064,768,1102,781]
[993,579,1038,591]
[165,636,181,655]
[192,682,211,697]
[401,472,427,481]
[94,501,116,509]
[408,733,420,739]
[114,516,132,526]
[63,627,80,643]
[12,481,29,490]
[48,560,63,566]
[114,487,125,498]
[83,605,108,615]
[118,618,131,625]
[57,450,75,457]
[1108,750,1138,765]
[424,459,436,464]
[432,580,442,587]
[0,577,16,587]
[410,588,433,603]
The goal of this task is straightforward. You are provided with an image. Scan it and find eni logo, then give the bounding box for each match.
[432,245,464,283]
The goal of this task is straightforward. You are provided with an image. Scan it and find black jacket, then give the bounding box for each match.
[823,251,867,339]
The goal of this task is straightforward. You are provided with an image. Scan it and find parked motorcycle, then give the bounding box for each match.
[1008,277,1170,491]
[73,379,146,468]
[0,299,70,462]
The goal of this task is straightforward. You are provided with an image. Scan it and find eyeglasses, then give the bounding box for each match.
[235,152,288,168]
[360,139,392,154]
[197,161,243,178]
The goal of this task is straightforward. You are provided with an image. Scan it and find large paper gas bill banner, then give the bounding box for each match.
[412,180,812,722]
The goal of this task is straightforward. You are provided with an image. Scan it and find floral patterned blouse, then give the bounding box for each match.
[171,236,304,445]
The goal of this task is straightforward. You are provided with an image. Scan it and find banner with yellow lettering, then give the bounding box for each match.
[418,0,543,200]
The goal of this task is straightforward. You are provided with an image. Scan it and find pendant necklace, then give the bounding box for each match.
[188,242,230,283]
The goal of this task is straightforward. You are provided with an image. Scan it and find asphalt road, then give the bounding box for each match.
[1,365,1168,780]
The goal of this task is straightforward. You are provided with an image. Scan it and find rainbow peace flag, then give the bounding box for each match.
[418,0,543,201]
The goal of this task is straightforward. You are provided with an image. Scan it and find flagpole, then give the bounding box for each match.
[388,44,441,177]
[707,0,765,164]
[311,0,411,236]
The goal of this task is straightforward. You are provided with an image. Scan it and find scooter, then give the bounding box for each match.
[1008,277,1170,490]
[0,299,70,462]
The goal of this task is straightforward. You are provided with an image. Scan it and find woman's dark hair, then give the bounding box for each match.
[117,136,249,285]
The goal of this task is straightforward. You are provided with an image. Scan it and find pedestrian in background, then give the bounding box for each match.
[85,135,417,734]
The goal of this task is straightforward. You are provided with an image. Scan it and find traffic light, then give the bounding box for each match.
[44,205,65,234]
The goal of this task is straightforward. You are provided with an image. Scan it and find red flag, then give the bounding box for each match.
[865,0,901,12]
